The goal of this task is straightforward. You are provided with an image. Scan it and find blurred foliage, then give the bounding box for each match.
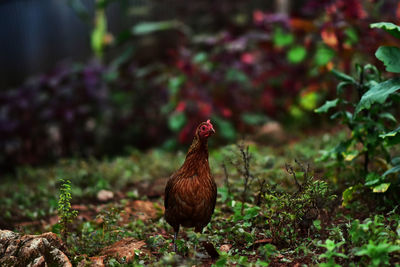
[315,22,400,206]
[1,0,400,169]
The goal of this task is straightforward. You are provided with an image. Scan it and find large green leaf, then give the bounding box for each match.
[370,22,400,39]
[315,99,339,113]
[355,78,400,113]
[375,46,400,73]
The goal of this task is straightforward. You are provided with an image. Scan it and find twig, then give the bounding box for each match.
[237,143,252,215]
[285,163,301,191]
[222,162,231,195]
[256,178,266,206]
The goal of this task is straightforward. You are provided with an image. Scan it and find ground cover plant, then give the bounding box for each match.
[1,127,399,266]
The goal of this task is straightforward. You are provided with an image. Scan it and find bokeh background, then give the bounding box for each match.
[1,0,399,172]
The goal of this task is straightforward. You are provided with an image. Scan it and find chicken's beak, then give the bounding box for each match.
[210,126,216,135]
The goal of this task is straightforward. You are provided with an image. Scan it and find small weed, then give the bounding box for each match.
[318,239,347,267]
[263,160,336,246]
[71,205,124,256]
[57,179,78,242]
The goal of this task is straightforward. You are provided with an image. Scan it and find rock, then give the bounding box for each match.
[0,230,71,267]
[219,244,232,252]
[254,121,286,145]
[97,190,114,202]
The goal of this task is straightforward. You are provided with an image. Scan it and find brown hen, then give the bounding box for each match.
[164,119,217,253]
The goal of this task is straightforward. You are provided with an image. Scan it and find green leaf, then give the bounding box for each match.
[371,22,400,39]
[372,183,390,193]
[315,45,335,66]
[168,112,186,132]
[272,27,294,47]
[289,105,304,119]
[168,75,186,95]
[392,157,400,165]
[356,78,400,113]
[365,172,381,186]
[132,20,189,35]
[315,99,339,113]
[342,184,363,207]
[193,52,208,64]
[331,69,356,83]
[287,45,307,63]
[313,219,321,231]
[109,46,134,69]
[344,27,359,45]
[91,9,107,59]
[378,113,397,123]
[375,46,400,73]
[300,91,319,110]
[382,164,400,177]
[380,126,400,138]
[342,150,359,161]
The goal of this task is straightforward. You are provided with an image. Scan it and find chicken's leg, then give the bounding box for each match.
[193,231,201,256]
[193,227,207,258]
[173,225,179,252]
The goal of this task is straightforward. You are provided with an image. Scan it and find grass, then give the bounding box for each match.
[1,131,400,266]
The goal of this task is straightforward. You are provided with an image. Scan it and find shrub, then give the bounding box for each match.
[315,22,400,203]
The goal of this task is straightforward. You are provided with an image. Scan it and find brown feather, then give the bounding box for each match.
[164,123,217,234]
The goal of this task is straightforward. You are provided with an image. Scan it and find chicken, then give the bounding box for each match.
[164,119,217,253]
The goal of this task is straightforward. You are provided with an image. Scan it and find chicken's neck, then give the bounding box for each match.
[181,135,210,175]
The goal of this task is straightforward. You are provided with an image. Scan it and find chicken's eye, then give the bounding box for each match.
[201,126,206,131]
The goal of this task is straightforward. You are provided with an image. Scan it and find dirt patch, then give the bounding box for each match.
[78,238,149,266]
[121,200,164,223]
